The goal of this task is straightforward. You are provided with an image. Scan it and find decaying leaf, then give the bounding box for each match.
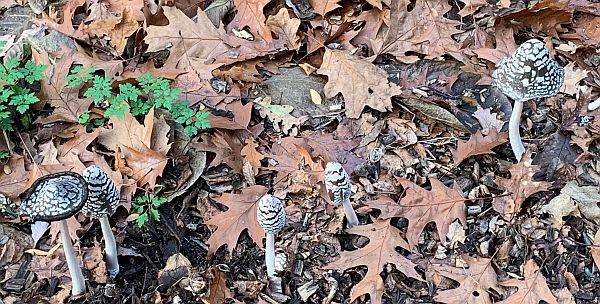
[317,49,402,118]
[560,62,589,95]
[452,129,508,166]
[266,8,301,50]
[492,153,551,220]
[370,178,466,250]
[325,218,422,304]
[205,185,269,255]
[240,137,264,176]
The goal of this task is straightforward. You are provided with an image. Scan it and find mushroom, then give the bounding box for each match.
[82,165,120,278]
[256,194,286,277]
[20,172,88,296]
[492,39,564,161]
[324,162,359,228]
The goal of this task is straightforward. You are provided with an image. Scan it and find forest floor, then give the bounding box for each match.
[1,0,600,303]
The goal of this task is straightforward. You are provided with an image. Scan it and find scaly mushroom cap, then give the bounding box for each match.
[492,39,564,102]
[324,162,351,206]
[82,165,120,218]
[256,194,286,234]
[20,172,88,222]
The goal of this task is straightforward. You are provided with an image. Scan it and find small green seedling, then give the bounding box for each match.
[132,192,167,228]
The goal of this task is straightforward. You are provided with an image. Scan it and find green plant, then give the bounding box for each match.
[0,58,47,130]
[66,68,210,136]
[0,150,9,160]
[132,192,167,227]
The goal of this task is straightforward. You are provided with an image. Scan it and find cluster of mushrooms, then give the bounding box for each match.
[19,165,120,296]
[256,161,359,278]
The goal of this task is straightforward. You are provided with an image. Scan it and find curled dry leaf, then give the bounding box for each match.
[452,129,508,166]
[266,8,301,50]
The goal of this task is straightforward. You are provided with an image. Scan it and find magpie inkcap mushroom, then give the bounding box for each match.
[324,162,359,228]
[82,165,120,278]
[492,39,564,161]
[20,171,87,295]
[256,194,286,277]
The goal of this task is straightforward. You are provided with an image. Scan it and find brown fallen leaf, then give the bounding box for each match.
[560,62,589,96]
[498,259,558,304]
[204,185,269,255]
[308,0,341,16]
[240,137,264,176]
[370,178,466,250]
[492,153,551,220]
[228,0,273,42]
[458,0,488,16]
[317,49,402,119]
[324,218,422,304]
[451,129,508,166]
[203,266,233,303]
[431,256,501,304]
[266,8,301,50]
[0,156,29,199]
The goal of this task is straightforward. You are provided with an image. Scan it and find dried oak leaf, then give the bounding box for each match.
[0,156,29,199]
[431,256,500,304]
[205,185,269,255]
[458,0,488,16]
[492,153,550,220]
[240,137,264,176]
[203,266,233,303]
[81,3,139,54]
[498,0,571,38]
[560,62,589,96]
[98,109,170,187]
[317,49,402,119]
[451,129,508,166]
[370,178,466,250]
[145,7,230,71]
[308,0,341,16]
[228,0,272,42]
[498,260,557,304]
[373,0,464,62]
[266,8,301,50]
[324,218,422,304]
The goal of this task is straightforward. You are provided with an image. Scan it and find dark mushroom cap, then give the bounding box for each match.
[256,194,286,234]
[82,165,120,218]
[20,172,88,222]
[492,39,564,102]
[324,162,351,206]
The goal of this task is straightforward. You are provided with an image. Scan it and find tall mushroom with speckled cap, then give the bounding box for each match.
[256,194,286,277]
[492,39,564,161]
[324,162,359,228]
[20,172,87,296]
[82,165,120,278]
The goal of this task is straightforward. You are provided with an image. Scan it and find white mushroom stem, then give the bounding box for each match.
[509,101,526,162]
[265,233,276,277]
[99,215,119,278]
[59,220,86,295]
[342,198,359,228]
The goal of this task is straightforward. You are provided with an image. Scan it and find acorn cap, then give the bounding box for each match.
[82,165,120,218]
[20,172,88,222]
[324,162,351,206]
[256,194,286,235]
[492,39,564,102]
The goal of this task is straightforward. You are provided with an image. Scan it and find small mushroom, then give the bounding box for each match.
[82,165,120,278]
[20,172,88,296]
[256,194,286,277]
[492,39,564,161]
[324,162,359,228]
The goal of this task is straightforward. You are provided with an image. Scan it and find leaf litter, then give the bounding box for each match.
[0,0,599,303]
